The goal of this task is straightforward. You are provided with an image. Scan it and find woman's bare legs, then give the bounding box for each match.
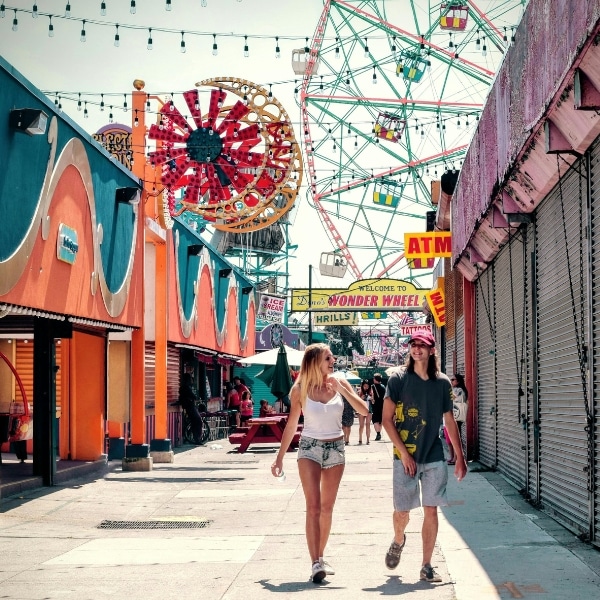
[358,415,365,443]
[298,458,344,561]
[365,414,372,443]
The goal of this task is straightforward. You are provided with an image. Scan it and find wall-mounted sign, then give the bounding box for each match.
[400,324,432,337]
[425,288,446,327]
[56,223,79,265]
[404,232,452,259]
[313,311,359,326]
[291,279,428,312]
[256,293,286,323]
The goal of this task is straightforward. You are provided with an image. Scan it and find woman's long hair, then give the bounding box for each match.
[360,379,370,396]
[404,348,439,380]
[453,373,468,400]
[296,343,331,407]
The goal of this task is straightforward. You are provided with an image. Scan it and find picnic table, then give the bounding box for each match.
[228,416,302,454]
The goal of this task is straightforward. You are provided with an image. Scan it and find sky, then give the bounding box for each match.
[0,0,526,340]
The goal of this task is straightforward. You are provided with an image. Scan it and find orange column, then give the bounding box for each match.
[154,239,168,440]
[128,84,149,448]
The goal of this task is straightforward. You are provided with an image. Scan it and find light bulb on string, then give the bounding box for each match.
[275,36,280,59]
[482,37,487,56]
[130,0,136,14]
[212,33,218,56]
[77,93,82,111]
[391,36,396,52]
[123,94,128,112]
[32,3,38,18]
[180,31,186,53]
[48,16,54,37]
[146,94,151,110]
[100,1,106,16]
[114,24,120,47]
[165,0,172,10]
[363,37,369,57]
[109,107,114,123]
[244,35,249,57]
[134,110,139,127]
[457,114,461,128]
[100,93,105,111]
[372,66,377,85]
[147,28,153,50]
[304,37,310,53]
[83,102,89,119]
[268,84,273,99]
[335,37,340,58]
[65,2,71,17]
[0,5,5,18]
[12,10,17,31]
[80,20,87,42]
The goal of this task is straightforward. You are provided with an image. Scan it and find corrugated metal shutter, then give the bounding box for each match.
[588,141,600,545]
[145,342,155,406]
[476,266,496,467]
[455,315,465,374]
[15,340,33,409]
[535,161,589,533]
[167,344,180,404]
[233,365,275,417]
[494,233,528,490]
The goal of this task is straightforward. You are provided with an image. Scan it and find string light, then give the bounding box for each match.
[391,36,396,52]
[77,93,82,110]
[130,0,136,15]
[114,24,120,47]
[448,32,453,49]
[32,3,38,18]
[146,94,151,109]
[147,28,153,49]
[80,20,86,42]
[482,36,487,56]
[304,37,309,53]
[165,0,172,10]
[244,35,249,57]
[123,94,128,112]
[372,66,377,85]
[12,10,18,31]
[100,1,106,16]
[109,106,114,123]
[48,15,54,37]
[134,109,139,127]
[363,37,369,57]
[212,33,218,56]
[268,84,273,99]
[275,36,280,59]
[83,102,89,118]
[0,4,5,18]
[180,31,186,53]
[100,93,105,111]
[65,2,71,17]
[335,37,340,58]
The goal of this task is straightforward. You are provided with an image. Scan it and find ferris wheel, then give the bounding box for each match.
[299,0,527,283]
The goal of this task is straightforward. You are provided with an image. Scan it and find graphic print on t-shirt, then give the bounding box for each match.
[394,402,427,458]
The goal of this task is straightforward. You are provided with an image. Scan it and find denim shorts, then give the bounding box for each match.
[297,436,345,469]
[392,459,448,511]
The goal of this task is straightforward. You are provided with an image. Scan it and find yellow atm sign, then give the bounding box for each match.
[404,232,452,259]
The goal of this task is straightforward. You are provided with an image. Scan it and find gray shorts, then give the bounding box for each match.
[392,459,448,511]
[297,436,345,469]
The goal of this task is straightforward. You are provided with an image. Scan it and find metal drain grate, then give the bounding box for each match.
[98,518,211,530]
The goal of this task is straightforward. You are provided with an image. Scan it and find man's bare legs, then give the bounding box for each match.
[421,506,438,567]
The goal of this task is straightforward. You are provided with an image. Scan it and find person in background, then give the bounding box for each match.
[271,343,369,583]
[382,331,466,584]
[233,375,249,396]
[357,379,373,445]
[341,394,355,446]
[178,373,203,445]
[259,399,274,417]
[225,381,241,429]
[240,390,254,425]
[444,373,468,465]
[371,373,386,441]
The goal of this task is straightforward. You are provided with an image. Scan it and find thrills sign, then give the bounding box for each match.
[404,232,452,258]
[291,279,428,313]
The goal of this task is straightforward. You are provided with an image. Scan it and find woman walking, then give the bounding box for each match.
[271,343,369,583]
[357,379,373,444]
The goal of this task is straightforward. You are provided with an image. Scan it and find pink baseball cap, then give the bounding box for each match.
[408,331,435,347]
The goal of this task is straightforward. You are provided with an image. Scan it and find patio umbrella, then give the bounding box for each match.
[255,365,276,385]
[270,344,294,399]
[239,344,305,367]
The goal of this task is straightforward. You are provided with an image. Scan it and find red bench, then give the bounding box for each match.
[228,417,302,453]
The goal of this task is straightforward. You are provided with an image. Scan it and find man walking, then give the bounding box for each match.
[382,331,466,583]
[370,373,386,441]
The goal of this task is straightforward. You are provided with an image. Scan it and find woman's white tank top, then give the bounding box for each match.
[301,392,343,440]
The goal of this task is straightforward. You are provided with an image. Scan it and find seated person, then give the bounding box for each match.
[259,399,274,417]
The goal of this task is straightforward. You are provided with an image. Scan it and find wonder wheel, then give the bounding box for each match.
[148,77,302,232]
[300,0,527,282]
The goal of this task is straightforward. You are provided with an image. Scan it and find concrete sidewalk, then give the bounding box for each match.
[1,436,599,600]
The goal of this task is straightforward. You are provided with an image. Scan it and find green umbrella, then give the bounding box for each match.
[270,344,294,399]
[256,365,276,385]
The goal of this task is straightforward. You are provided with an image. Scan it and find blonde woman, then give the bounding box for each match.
[271,343,369,583]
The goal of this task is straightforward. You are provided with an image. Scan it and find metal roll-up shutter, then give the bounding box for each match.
[15,340,33,409]
[167,344,180,404]
[588,140,600,546]
[145,342,156,406]
[445,336,455,376]
[455,315,465,374]
[476,266,496,467]
[535,160,589,534]
[494,233,528,490]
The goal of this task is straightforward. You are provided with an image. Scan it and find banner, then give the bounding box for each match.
[291,278,428,312]
[313,311,358,326]
[256,293,286,323]
[425,288,446,327]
